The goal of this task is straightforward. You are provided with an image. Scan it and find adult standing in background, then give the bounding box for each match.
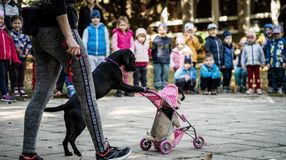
[278,3,286,39]
[78,0,104,37]
[0,0,19,30]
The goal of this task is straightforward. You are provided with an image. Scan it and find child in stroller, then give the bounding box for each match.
[140,84,205,154]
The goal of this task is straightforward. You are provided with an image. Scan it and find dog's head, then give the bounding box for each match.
[110,49,136,72]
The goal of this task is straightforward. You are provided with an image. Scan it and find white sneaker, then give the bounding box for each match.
[256,89,263,95]
[278,88,283,94]
[246,89,253,94]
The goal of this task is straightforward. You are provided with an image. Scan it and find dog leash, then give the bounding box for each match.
[105,57,119,66]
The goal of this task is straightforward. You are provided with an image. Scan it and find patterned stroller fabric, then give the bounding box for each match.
[141,84,179,109]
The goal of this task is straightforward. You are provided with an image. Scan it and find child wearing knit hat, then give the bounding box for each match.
[170,35,192,71]
[221,30,234,93]
[133,28,150,88]
[82,9,110,71]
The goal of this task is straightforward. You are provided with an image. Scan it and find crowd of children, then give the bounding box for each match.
[1,7,286,103]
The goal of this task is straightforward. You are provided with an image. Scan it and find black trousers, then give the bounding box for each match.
[269,67,285,91]
[175,78,196,91]
[221,68,232,87]
[200,77,221,91]
[11,60,27,90]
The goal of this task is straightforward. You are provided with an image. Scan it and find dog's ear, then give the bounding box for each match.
[122,49,134,65]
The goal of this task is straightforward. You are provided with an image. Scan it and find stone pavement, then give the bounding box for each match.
[0,94,286,160]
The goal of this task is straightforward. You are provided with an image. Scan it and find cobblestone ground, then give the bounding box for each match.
[0,94,286,160]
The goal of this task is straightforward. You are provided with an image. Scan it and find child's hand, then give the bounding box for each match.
[283,63,286,69]
[221,65,225,69]
[185,75,190,81]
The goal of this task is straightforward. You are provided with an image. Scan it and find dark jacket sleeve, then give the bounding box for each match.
[204,39,211,53]
[51,0,67,17]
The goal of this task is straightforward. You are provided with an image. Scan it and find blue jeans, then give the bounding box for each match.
[153,63,170,90]
[133,66,147,87]
[234,67,247,87]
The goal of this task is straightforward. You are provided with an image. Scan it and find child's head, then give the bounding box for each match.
[176,35,185,50]
[117,16,129,32]
[0,11,4,25]
[183,56,192,70]
[157,23,168,37]
[207,23,218,37]
[11,16,23,32]
[184,22,195,38]
[272,25,282,39]
[85,0,95,5]
[246,31,256,44]
[135,28,147,43]
[223,30,232,45]
[263,23,273,38]
[90,10,101,26]
[204,53,214,67]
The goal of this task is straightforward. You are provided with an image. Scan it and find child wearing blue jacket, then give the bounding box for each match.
[221,31,234,93]
[82,10,110,71]
[265,25,286,95]
[200,53,221,95]
[174,57,196,94]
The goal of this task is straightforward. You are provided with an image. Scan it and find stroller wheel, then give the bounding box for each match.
[140,138,152,151]
[159,140,172,154]
[193,136,205,149]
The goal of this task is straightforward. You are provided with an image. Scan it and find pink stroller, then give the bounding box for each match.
[139,84,205,154]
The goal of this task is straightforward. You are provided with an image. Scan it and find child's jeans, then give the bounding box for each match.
[11,60,27,92]
[269,67,285,91]
[133,66,147,87]
[234,67,247,87]
[175,78,196,91]
[0,60,9,96]
[247,65,261,89]
[200,77,221,91]
[153,63,170,90]
[221,68,232,87]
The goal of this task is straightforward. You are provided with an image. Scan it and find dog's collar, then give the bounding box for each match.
[105,58,120,66]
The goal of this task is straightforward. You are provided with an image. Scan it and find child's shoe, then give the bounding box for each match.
[277,88,283,95]
[67,85,76,97]
[211,89,218,95]
[241,86,247,93]
[14,89,20,97]
[201,90,209,95]
[256,89,263,95]
[19,89,28,98]
[96,145,131,160]
[246,88,253,94]
[115,90,122,97]
[19,153,43,160]
[1,94,17,103]
[267,87,273,94]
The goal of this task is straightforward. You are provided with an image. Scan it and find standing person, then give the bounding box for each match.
[278,3,286,39]
[265,25,286,95]
[112,16,134,97]
[0,10,19,102]
[234,37,247,93]
[170,35,192,71]
[174,56,197,94]
[184,22,202,68]
[221,31,234,93]
[204,23,224,68]
[200,53,221,95]
[151,23,172,91]
[133,28,149,88]
[241,31,265,95]
[78,0,104,37]
[19,1,131,160]
[54,69,75,98]
[10,15,32,97]
[0,0,19,30]
[82,9,109,71]
[262,23,274,93]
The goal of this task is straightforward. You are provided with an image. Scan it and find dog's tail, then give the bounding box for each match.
[44,104,66,112]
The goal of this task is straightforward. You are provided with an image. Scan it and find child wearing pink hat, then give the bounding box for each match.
[170,35,192,71]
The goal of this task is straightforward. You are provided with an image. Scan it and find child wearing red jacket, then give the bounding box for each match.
[0,11,20,102]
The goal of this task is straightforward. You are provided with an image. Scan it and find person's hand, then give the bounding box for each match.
[66,36,81,56]
[221,65,225,69]
[185,75,190,81]
[283,63,286,69]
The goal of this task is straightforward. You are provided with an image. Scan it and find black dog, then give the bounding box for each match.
[44,49,147,157]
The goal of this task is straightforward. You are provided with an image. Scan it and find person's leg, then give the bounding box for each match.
[253,65,261,90]
[227,68,232,87]
[211,78,221,90]
[19,60,28,96]
[88,55,97,71]
[247,66,253,89]
[162,63,170,88]
[200,77,209,94]
[277,68,285,93]
[0,60,9,96]
[270,68,278,92]
[141,66,147,87]
[175,78,186,89]
[55,69,66,93]
[11,62,20,95]
[234,68,241,86]
[221,68,227,87]
[153,63,162,90]
[22,33,62,154]
[133,67,140,86]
